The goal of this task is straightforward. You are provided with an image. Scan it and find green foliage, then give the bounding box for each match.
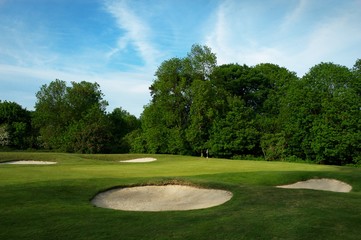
[136,44,217,155]
[1,44,360,165]
[282,62,361,165]
[186,79,216,154]
[33,79,138,153]
[0,101,33,149]
[108,107,140,153]
[187,44,217,80]
[33,79,69,149]
[133,45,361,165]
[260,133,286,161]
[0,124,10,146]
[64,106,111,153]
[209,96,259,157]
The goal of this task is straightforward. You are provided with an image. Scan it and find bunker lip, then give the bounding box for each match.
[91,185,233,211]
[119,157,157,163]
[0,160,57,165]
[277,178,352,193]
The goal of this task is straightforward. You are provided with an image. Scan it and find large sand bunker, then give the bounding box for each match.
[91,185,233,211]
[0,160,57,165]
[119,157,157,163]
[277,178,352,193]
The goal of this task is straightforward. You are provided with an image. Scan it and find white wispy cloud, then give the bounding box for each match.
[0,63,151,116]
[103,0,162,70]
[0,0,160,116]
[280,0,309,32]
[205,0,361,76]
[0,18,56,68]
[1,0,360,116]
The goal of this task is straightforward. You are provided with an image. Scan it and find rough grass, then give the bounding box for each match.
[0,152,360,240]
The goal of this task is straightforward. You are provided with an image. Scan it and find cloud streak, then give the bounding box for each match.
[1,0,360,116]
[104,0,162,70]
[0,63,151,116]
[205,0,361,76]
[0,0,161,116]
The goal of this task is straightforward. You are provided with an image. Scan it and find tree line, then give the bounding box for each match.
[130,45,361,165]
[1,44,360,165]
[0,80,139,153]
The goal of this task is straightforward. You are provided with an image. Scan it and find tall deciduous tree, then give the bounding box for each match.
[33,79,68,149]
[282,62,361,164]
[186,79,216,155]
[0,101,32,149]
[137,44,217,155]
[142,57,191,154]
[34,79,109,152]
[208,96,259,158]
[108,107,140,153]
[187,44,217,80]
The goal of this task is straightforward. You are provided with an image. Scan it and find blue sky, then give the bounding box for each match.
[1,0,360,116]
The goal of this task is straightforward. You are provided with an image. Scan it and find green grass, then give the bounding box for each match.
[0,152,360,239]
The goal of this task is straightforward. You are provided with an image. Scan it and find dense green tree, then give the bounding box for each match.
[208,63,297,159]
[1,44,359,165]
[64,106,111,153]
[186,79,216,155]
[66,81,108,120]
[352,59,361,95]
[0,100,30,123]
[211,63,282,114]
[0,101,33,149]
[34,80,110,152]
[140,103,173,153]
[282,62,361,164]
[136,44,217,155]
[251,64,298,160]
[33,79,68,149]
[252,63,298,119]
[208,96,259,158]
[187,44,217,80]
[108,107,140,153]
[211,64,252,97]
[142,57,191,154]
[149,57,192,128]
[260,132,286,161]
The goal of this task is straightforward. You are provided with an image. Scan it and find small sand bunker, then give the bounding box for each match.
[92,185,233,211]
[119,157,157,163]
[277,178,352,193]
[1,160,57,165]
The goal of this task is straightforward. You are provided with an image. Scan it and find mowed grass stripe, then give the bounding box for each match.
[0,152,360,240]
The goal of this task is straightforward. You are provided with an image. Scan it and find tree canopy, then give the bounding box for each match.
[28,79,139,153]
[1,44,360,166]
[130,44,361,165]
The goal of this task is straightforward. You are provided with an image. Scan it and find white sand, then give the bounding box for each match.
[119,157,157,163]
[92,185,233,211]
[1,160,57,165]
[277,178,352,193]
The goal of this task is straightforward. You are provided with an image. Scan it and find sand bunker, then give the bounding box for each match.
[277,178,352,193]
[0,160,57,165]
[92,185,233,211]
[119,157,157,163]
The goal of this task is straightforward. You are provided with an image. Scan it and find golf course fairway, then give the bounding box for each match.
[0,152,360,240]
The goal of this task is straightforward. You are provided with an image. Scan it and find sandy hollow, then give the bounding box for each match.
[277,178,352,193]
[0,160,57,165]
[91,185,233,211]
[119,157,157,163]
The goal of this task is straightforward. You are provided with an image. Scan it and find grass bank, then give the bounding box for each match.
[0,152,360,239]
